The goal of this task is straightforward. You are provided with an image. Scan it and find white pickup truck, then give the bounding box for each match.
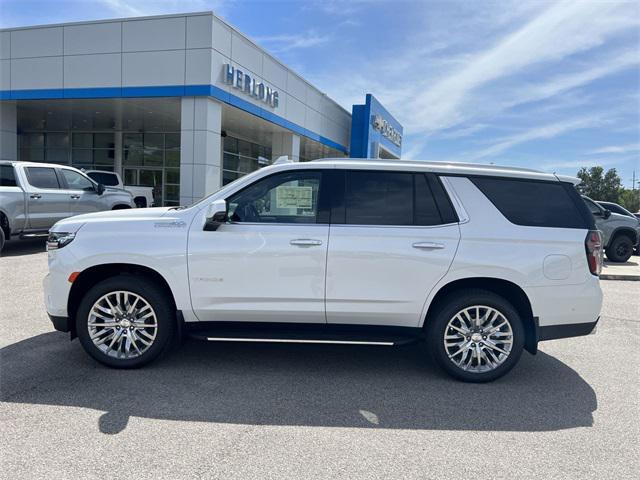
[85,170,155,208]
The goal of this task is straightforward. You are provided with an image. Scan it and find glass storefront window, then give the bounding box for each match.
[222,135,272,186]
[19,148,44,162]
[72,133,93,148]
[122,132,180,206]
[18,130,179,206]
[124,133,143,150]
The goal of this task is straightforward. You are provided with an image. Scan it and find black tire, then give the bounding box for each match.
[134,197,147,208]
[76,275,175,368]
[426,289,524,383]
[0,226,5,253]
[605,235,634,263]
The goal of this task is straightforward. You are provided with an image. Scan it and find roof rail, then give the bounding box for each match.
[311,157,544,174]
[273,156,292,165]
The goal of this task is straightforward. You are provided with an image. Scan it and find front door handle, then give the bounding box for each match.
[412,241,445,250]
[30,194,42,199]
[290,239,323,247]
[70,195,81,199]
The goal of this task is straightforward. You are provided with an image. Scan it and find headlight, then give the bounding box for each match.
[47,232,76,250]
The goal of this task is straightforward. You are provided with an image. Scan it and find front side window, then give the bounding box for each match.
[60,169,95,191]
[228,171,322,224]
[25,167,60,189]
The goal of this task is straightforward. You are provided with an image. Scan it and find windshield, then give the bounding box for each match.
[598,202,634,218]
[87,171,119,186]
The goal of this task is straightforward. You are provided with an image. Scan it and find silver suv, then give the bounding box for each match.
[582,195,640,262]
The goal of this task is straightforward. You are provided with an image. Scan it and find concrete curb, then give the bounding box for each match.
[600,274,640,281]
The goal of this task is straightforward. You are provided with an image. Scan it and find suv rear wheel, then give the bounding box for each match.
[605,234,634,263]
[427,290,524,382]
[76,276,175,368]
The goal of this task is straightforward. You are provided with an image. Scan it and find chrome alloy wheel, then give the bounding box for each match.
[443,305,514,373]
[87,291,158,359]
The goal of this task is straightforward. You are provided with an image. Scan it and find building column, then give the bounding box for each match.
[179,97,223,205]
[272,132,301,163]
[114,131,123,175]
[0,102,17,161]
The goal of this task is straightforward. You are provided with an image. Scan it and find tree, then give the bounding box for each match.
[619,189,640,213]
[576,166,622,202]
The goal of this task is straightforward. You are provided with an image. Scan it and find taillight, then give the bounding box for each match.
[585,230,603,276]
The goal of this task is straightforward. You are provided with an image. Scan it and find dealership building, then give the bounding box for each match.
[0,12,403,206]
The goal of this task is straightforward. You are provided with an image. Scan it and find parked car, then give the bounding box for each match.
[44,159,603,382]
[582,196,640,262]
[596,201,637,219]
[0,161,133,252]
[85,170,155,208]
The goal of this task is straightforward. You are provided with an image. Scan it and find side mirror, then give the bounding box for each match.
[204,199,228,231]
[603,209,611,219]
[96,183,105,195]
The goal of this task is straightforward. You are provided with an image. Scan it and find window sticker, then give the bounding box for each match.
[276,186,313,209]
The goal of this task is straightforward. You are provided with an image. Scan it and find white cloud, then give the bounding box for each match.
[542,154,638,170]
[100,0,225,18]
[404,0,639,132]
[588,143,640,155]
[253,32,331,53]
[472,116,603,159]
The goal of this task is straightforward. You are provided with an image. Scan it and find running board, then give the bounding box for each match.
[19,233,49,239]
[185,322,423,346]
[203,337,396,346]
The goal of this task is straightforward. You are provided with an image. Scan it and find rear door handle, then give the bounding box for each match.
[412,241,445,250]
[290,239,323,247]
[29,194,42,199]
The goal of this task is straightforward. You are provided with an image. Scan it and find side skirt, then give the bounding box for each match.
[184,321,424,346]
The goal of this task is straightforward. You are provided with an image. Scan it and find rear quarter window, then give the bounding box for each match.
[471,177,590,229]
[0,165,17,187]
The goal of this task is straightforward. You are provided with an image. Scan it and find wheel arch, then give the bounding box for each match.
[67,263,178,338]
[0,209,10,238]
[112,204,132,210]
[608,227,638,246]
[423,277,538,354]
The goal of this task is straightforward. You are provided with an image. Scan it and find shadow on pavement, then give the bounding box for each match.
[0,238,46,257]
[1,332,597,434]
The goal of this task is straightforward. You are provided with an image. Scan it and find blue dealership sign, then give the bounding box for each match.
[350,94,403,158]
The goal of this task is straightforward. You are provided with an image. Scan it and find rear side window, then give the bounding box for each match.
[471,177,589,229]
[25,167,60,189]
[343,171,455,226]
[0,165,17,187]
[346,171,413,225]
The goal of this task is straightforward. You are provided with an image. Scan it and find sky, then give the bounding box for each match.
[1,0,639,187]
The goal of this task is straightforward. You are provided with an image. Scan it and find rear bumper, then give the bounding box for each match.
[538,317,599,341]
[48,314,71,333]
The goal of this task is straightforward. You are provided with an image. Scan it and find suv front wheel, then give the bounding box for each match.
[76,276,175,368]
[427,290,524,382]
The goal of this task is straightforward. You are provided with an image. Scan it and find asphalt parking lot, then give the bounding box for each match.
[1,239,639,480]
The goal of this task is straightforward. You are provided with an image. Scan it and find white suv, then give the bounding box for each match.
[43,159,603,382]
